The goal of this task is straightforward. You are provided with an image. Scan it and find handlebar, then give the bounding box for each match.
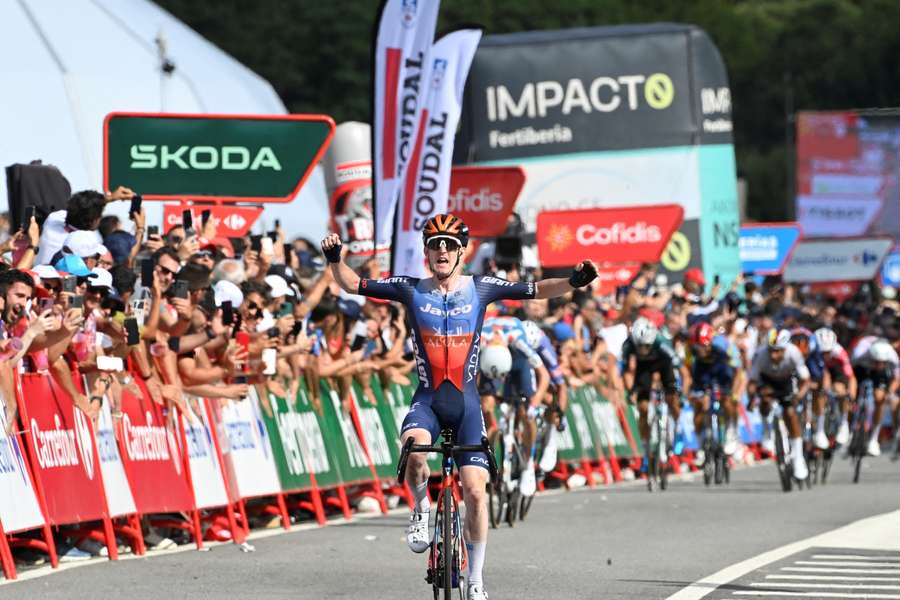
[397,436,498,485]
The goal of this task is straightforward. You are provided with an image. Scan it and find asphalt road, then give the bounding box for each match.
[5,455,900,600]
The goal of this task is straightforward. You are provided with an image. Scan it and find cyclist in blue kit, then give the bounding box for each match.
[322,214,597,600]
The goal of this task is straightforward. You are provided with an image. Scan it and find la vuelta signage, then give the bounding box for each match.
[447,166,525,237]
[104,113,335,202]
[163,204,263,237]
[537,204,683,267]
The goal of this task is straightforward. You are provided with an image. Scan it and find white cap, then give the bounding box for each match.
[733,318,748,335]
[33,264,60,280]
[89,267,113,289]
[264,274,295,298]
[63,230,104,258]
[883,286,896,300]
[98,244,110,257]
[214,280,243,307]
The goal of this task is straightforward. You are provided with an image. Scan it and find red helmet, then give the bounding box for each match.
[689,321,714,347]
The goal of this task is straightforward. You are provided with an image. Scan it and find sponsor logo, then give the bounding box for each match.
[226,421,257,451]
[448,187,503,213]
[856,250,879,266]
[575,222,662,246]
[223,214,247,231]
[419,302,473,317]
[431,58,447,90]
[480,276,514,287]
[123,412,171,462]
[466,333,481,383]
[380,277,408,284]
[130,145,282,171]
[397,52,426,170]
[701,87,731,115]
[31,415,80,471]
[409,327,430,388]
[73,409,95,479]
[400,0,417,28]
[403,110,450,231]
[545,224,574,252]
[485,72,675,122]
[468,456,490,467]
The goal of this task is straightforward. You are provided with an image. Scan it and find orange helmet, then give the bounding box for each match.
[422,213,469,247]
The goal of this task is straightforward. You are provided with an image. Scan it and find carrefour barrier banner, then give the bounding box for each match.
[90,376,137,518]
[536,204,683,268]
[454,24,740,285]
[18,374,107,525]
[0,389,45,533]
[394,29,482,276]
[783,237,893,283]
[213,387,282,501]
[739,222,802,275]
[118,382,193,514]
[178,397,229,509]
[373,0,441,251]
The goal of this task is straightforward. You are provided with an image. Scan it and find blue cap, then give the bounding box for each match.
[53,254,94,278]
[103,230,136,266]
[552,322,576,342]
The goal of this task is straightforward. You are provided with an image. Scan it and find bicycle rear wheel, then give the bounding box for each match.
[849,412,866,484]
[442,487,452,600]
[488,433,505,528]
[519,493,534,521]
[774,416,792,492]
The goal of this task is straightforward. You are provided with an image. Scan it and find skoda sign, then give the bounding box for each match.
[104,113,335,202]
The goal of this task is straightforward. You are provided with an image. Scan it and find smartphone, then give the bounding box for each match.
[172,280,189,299]
[235,331,250,373]
[283,244,293,262]
[38,297,54,313]
[24,205,36,228]
[267,327,280,339]
[233,375,248,385]
[262,348,277,375]
[275,219,281,229]
[167,337,181,353]
[250,235,262,253]
[267,230,278,242]
[713,274,721,286]
[62,276,77,293]
[129,194,143,217]
[201,209,211,226]
[278,302,294,318]
[182,209,193,231]
[351,334,366,352]
[124,317,140,346]
[260,237,274,256]
[70,296,84,309]
[148,225,159,237]
[141,258,154,288]
[221,300,234,325]
[97,355,124,372]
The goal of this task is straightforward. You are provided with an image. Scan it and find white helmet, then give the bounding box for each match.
[630,317,658,346]
[522,320,543,349]
[869,339,894,363]
[480,344,512,379]
[814,327,837,353]
[766,328,792,350]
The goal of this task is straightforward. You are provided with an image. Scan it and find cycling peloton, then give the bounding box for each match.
[849,335,899,456]
[747,329,811,480]
[480,314,550,496]
[622,316,684,462]
[814,327,856,447]
[686,322,738,464]
[322,213,597,600]
[789,326,830,451]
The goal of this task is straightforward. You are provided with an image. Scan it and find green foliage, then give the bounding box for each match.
[155,0,900,221]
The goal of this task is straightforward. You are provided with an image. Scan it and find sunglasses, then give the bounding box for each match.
[157,265,179,277]
[169,236,184,245]
[426,238,460,252]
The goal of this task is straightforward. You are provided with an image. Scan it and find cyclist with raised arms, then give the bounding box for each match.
[686,322,738,464]
[814,327,856,446]
[849,336,899,456]
[747,329,811,480]
[322,214,597,600]
[622,317,683,461]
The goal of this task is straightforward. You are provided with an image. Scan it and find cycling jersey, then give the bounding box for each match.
[622,334,679,400]
[688,345,734,394]
[534,334,565,386]
[850,336,899,389]
[791,328,825,382]
[357,274,535,470]
[823,343,854,384]
[748,343,809,383]
[482,317,542,368]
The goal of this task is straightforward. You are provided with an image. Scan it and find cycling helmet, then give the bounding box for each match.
[869,339,894,363]
[689,322,714,347]
[480,344,512,379]
[422,213,469,248]
[814,327,837,353]
[630,317,658,346]
[766,328,792,350]
[522,320,543,349]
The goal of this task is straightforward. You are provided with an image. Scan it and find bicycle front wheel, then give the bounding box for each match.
[774,417,792,492]
[442,487,453,600]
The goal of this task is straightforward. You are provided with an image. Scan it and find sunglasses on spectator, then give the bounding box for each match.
[426,238,460,252]
[169,236,184,245]
[157,265,179,277]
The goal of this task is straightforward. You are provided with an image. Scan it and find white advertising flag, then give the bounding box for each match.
[393,29,482,276]
[373,0,441,255]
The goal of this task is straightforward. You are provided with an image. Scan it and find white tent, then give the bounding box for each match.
[0,0,329,240]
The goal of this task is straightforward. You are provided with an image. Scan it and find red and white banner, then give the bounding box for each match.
[593,264,642,296]
[448,166,526,237]
[118,381,193,514]
[17,374,108,525]
[536,204,684,268]
[163,204,263,237]
[784,237,893,283]
[0,388,45,533]
[393,29,482,276]
[796,196,883,238]
[373,0,441,252]
[89,376,137,518]
[177,397,229,510]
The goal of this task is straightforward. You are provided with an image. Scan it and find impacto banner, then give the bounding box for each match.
[783,237,893,283]
[536,204,683,268]
[394,29,483,277]
[373,0,441,254]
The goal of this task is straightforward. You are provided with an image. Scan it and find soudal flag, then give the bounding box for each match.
[393,29,482,277]
[373,0,441,257]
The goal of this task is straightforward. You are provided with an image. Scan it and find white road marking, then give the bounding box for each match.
[752,582,900,589]
[783,567,900,574]
[767,575,900,582]
[795,560,900,567]
[813,555,900,562]
[732,592,900,598]
[666,509,900,600]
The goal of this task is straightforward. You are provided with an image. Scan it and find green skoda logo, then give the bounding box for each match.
[105,113,334,202]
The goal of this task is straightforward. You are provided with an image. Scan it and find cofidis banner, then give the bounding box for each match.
[738,222,801,275]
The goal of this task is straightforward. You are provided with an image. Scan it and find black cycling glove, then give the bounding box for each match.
[324,241,343,264]
[569,261,598,288]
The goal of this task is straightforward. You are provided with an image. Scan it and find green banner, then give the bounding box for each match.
[104,113,334,202]
[351,377,400,480]
[581,386,640,458]
[383,378,443,471]
[318,380,375,484]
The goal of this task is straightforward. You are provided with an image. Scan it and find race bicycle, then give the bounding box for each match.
[847,380,874,484]
[646,386,672,492]
[700,384,729,486]
[803,389,840,486]
[488,397,527,528]
[519,400,564,521]
[398,430,497,600]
